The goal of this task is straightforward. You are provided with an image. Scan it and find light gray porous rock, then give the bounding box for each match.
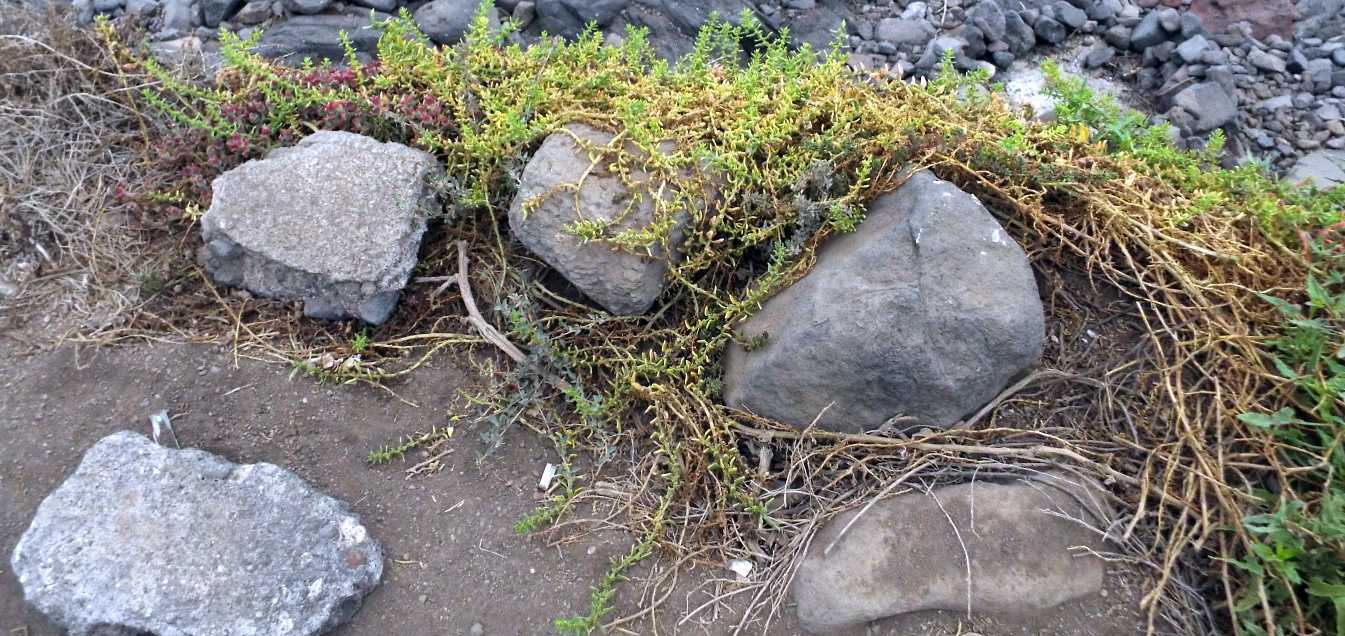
[507,123,697,316]
[200,131,441,324]
[10,431,383,636]
[792,472,1109,633]
[723,170,1044,433]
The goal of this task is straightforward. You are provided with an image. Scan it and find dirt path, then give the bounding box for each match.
[0,340,1144,635]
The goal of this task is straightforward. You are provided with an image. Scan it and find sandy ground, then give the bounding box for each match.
[0,339,1147,635]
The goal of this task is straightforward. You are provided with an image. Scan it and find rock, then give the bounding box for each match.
[968,0,1006,42]
[1054,1,1086,30]
[1179,11,1204,37]
[535,0,627,37]
[125,0,157,16]
[876,17,935,47]
[1156,7,1180,32]
[511,0,536,28]
[781,4,859,52]
[1103,23,1130,48]
[1003,10,1036,54]
[232,0,270,25]
[280,0,328,14]
[1034,16,1067,44]
[1189,0,1293,40]
[91,0,124,14]
[1084,42,1115,67]
[916,35,973,70]
[161,0,192,29]
[792,472,1108,633]
[1289,149,1345,187]
[255,14,383,62]
[10,432,382,636]
[1129,11,1166,50]
[1087,0,1120,21]
[415,0,491,46]
[1171,81,1237,132]
[508,124,696,315]
[1249,48,1287,74]
[201,131,439,324]
[622,0,765,60]
[71,0,95,24]
[1305,58,1335,92]
[723,171,1043,433]
[1175,34,1211,64]
[201,0,241,27]
[350,0,395,12]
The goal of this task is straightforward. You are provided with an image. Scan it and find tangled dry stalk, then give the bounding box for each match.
[3,7,1337,635]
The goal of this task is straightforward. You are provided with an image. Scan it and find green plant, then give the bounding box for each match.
[1233,255,1345,635]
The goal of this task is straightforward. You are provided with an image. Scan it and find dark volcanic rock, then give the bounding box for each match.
[723,171,1044,433]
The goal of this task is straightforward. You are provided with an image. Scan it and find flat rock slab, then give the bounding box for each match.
[1289,149,1345,188]
[793,472,1109,633]
[508,123,693,315]
[10,431,383,636]
[723,170,1044,433]
[201,131,441,324]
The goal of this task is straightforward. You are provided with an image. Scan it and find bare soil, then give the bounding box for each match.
[0,339,1146,635]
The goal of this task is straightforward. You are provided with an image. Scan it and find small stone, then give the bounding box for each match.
[1129,11,1166,50]
[280,0,327,14]
[968,0,1006,42]
[1172,81,1237,132]
[470,623,485,636]
[1175,33,1210,64]
[350,0,396,11]
[1034,16,1068,44]
[1103,23,1131,48]
[1249,48,1287,74]
[1179,11,1203,37]
[1156,6,1180,32]
[1334,49,1345,67]
[876,17,935,46]
[1087,0,1121,22]
[1084,43,1115,67]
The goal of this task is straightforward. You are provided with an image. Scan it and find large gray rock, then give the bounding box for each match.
[723,171,1043,433]
[415,0,494,45]
[255,14,383,63]
[10,432,383,636]
[792,472,1108,633]
[508,123,693,315]
[535,0,628,37]
[620,0,766,60]
[201,131,440,324]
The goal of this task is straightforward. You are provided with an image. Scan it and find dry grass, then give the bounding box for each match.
[0,9,161,345]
